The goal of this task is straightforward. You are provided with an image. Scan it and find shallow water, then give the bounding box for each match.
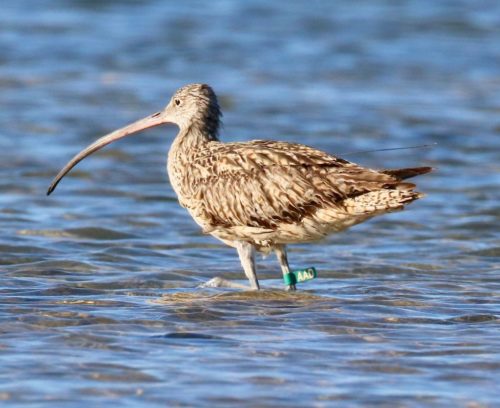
[1,0,499,406]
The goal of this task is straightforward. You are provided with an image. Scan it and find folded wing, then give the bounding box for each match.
[182,140,424,231]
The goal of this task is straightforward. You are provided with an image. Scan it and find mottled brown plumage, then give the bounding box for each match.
[48,83,432,290]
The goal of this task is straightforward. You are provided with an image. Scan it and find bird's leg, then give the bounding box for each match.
[236,241,260,290]
[275,245,296,291]
[199,241,259,290]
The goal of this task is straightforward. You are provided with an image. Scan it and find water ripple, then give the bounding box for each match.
[1,0,499,406]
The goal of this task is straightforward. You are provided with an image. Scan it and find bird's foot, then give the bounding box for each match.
[198,277,254,290]
[285,284,296,292]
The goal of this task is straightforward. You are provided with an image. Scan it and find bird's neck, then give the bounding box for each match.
[170,125,219,158]
[168,126,219,173]
[167,126,219,200]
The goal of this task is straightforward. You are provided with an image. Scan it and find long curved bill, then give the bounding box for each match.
[47,111,171,195]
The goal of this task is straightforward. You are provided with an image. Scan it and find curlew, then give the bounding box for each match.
[48,83,431,291]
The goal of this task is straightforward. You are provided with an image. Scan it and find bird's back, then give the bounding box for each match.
[169,139,431,249]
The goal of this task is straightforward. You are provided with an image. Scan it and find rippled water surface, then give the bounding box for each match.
[1,0,499,406]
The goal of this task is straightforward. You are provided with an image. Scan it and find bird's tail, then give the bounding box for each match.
[343,189,424,216]
[343,166,432,215]
[382,166,433,180]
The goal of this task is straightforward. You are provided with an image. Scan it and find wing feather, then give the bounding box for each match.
[183,140,403,230]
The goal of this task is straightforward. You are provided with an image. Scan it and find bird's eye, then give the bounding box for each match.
[174,99,181,106]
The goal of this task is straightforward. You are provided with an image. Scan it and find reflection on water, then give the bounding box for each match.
[1,0,499,406]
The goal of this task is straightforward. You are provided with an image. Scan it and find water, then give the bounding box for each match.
[1,0,499,406]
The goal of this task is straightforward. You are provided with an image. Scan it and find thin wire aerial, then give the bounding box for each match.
[47,83,432,291]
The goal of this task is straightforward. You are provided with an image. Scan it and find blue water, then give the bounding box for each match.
[1,1,499,406]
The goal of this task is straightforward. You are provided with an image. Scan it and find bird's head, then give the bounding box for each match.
[47,83,221,195]
[164,83,221,138]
